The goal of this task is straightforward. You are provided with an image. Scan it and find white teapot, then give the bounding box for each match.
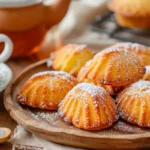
[0,34,13,92]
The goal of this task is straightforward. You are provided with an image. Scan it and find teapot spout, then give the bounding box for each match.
[43,0,71,28]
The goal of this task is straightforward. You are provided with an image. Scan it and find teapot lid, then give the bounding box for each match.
[0,63,12,92]
[0,0,42,8]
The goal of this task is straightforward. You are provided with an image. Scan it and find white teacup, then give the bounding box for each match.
[0,34,13,62]
[0,34,13,92]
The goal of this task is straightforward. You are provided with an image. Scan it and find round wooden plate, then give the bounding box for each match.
[4,60,150,149]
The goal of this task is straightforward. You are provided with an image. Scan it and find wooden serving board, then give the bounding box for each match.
[4,60,150,149]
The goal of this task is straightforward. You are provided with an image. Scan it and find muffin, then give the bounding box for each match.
[77,47,145,87]
[17,71,78,110]
[108,0,150,28]
[111,42,150,66]
[58,83,118,130]
[51,44,94,76]
[117,80,150,127]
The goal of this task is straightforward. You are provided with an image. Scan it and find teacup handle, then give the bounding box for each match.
[0,34,13,63]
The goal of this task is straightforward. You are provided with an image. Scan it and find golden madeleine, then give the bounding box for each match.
[51,44,94,76]
[111,42,150,66]
[108,0,150,28]
[17,71,78,110]
[143,66,150,80]
[77,48,145,87]
[58,83,118,130]
[115,15,150,29]
[108,0,150,17]
[77,60,123,95]
[117,80,150,127]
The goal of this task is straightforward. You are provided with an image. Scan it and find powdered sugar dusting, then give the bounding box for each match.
[17,94,26,104]
[98,47,130,56]
[72,83,106,97]
[95,47,135,62]
[84,60,92,67]
[31,71,77,84]
[122,80,150,99]
[114,42,150,53]
[143,66,150,80]
[112,43,150,66]
[130,80,150,94]
[32,112,53,121]
[146,66,150,73]
[63,44,87,52]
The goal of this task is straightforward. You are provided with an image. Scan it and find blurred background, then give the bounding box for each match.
[35,0,150,60]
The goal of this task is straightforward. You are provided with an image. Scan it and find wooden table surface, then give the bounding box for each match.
[0,58,37,150]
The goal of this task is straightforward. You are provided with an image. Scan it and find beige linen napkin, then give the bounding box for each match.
[10,0,118,149]
[10,125,84,150]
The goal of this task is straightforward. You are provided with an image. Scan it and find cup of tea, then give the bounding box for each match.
[0,0,70,58]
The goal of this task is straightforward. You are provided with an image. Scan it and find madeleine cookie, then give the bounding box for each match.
[58,83,118,130]
[108,0,150,28]
[17,71,78,110]
[51,44,93,76]
[117,80,150,127]
[77,48,145,87]
[77,60,123,95]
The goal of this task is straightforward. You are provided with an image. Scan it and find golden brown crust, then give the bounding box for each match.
[51,44,93,76]
[111,42,150,66]
[117,80,150,127]
[17,71,78,110]
[77,61,123,95]
[143,66,150,80]
[116,14,150,29]
[108,0,150,17]
[77,48,145,87]
[58,83,118,130]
